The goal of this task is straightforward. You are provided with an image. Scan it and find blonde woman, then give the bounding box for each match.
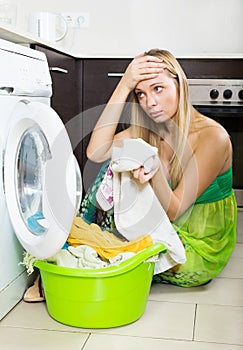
[81,49,237,287]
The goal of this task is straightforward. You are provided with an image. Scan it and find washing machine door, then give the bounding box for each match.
[4,100,82,259]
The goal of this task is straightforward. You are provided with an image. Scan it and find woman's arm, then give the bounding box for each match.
[86,54,165,163]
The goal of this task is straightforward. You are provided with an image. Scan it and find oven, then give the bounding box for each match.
[187,78,243,206]
[178,56,243,207]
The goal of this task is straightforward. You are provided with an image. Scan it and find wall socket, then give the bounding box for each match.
[61,12,90,28]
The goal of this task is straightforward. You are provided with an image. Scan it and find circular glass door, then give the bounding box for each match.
[17,125,50,236]
[4,100,82,259]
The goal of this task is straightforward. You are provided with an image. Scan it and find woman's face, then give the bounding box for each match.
[134,70,179,123]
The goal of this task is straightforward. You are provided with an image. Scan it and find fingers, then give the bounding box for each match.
[132,167,142,179]
[122,54,166,90]
[135,52,162,63]
[132,166,153,184]
[134,52,146,59]
[135,54,165,75]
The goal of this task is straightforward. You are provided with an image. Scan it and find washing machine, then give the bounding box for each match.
[0,39,82,319]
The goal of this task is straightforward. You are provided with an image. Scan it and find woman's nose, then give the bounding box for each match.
[146,93,157,107]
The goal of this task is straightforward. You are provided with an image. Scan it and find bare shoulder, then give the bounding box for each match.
[194,115,230,146]
[191,114,232,174]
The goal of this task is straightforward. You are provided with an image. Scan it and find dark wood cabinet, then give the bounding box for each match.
[81,58,132,191]
[82,59,131,110]
[32,45,82,120]
[31,45,83,173]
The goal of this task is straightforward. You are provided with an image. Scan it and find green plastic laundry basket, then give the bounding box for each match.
[34,242,166,328]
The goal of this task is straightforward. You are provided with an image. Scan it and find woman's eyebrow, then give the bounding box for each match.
[135,81,165,92]
[150,81,165,87]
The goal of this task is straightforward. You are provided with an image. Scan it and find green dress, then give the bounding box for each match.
[80,163,237,287]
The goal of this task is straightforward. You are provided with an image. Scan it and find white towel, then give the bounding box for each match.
[47,249,79,268]
[109,252,136,266]
[110,138,186,274]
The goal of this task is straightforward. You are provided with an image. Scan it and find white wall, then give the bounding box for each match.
[2,0,243,56]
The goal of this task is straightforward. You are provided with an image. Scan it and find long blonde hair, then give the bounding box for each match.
[130,49,193,189]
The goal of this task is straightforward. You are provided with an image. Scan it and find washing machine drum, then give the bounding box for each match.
[4,100,82,259]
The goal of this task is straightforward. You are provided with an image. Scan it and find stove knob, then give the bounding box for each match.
[223,89,233,99]
[210,89,219,99]
[238,90,243,100]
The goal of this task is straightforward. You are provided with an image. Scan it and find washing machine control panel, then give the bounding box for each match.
[0,39,52,97]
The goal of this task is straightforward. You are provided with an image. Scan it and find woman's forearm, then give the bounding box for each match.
[152,159,199,222]
[151,165,186,222]
[86,79,131,162]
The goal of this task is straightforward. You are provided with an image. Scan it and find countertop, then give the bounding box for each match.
[0,24,243,60]
[0,24,79,57]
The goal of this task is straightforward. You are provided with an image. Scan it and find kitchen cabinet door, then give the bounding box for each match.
[82,58,132,192]
[31,45,83,173]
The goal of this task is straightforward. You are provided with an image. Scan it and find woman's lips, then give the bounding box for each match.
[149,110,163,118]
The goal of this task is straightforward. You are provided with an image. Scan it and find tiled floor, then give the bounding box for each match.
[1,211,243,350]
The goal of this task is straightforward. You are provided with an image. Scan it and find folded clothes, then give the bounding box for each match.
[67,216,154,260]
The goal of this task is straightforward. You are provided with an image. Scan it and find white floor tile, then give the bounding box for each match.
[231,243,243,259]
[84,334,243,350]
[218,256,243,279]
[0,301,86,333]
[195,304,243,346]
[0,300,195,341]
[149,277,243,306]
[0,327,89,350]
[91,300,195,341]
[217,242,243,278]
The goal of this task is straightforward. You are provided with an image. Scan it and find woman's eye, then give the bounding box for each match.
[136,91,144,99]
[154,86,163,92]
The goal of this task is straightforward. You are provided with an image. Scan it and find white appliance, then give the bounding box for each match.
[0,39,81,319]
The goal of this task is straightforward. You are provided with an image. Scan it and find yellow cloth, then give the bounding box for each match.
[67,216,153,260]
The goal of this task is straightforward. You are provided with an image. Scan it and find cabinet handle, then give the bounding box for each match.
[49,67,68,74]
[0,87,14,94]
[107,73,124,77]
